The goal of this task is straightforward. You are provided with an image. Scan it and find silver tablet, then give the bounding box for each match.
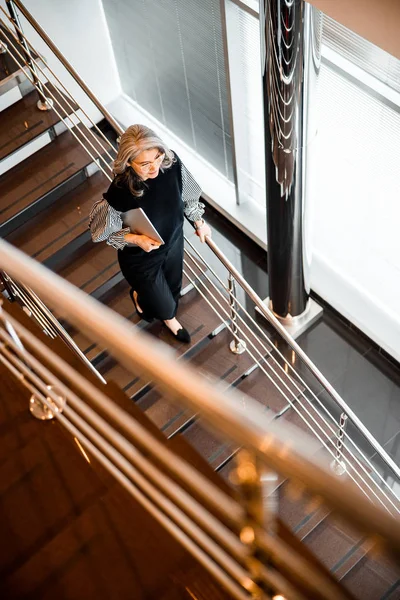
[122,208,164,245]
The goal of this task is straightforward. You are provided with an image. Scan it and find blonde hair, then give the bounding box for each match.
[113,124,175,197]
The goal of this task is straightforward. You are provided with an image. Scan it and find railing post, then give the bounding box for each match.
[331,412,348,476]
[233,448,279,598]
[0,270,15,301]
[228,273,246,355]
[5,0,53,110]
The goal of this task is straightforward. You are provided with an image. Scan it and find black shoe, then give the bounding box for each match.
[129,289,153,322]
[165,324,191,344]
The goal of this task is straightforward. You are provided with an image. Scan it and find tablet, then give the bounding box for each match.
[122,208,164,245]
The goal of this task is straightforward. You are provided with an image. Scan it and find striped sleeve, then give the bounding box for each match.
[88,198,130,250]
[181,163,205,222]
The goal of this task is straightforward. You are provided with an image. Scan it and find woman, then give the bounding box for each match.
[89,124,211,344]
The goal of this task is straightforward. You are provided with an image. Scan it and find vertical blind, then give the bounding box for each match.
[101,0,233,180]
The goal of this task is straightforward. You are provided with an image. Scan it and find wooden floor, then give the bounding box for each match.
[0,358,233,600]
[1,80,399,599]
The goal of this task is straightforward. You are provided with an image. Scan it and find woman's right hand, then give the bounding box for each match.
[124,233,161,252]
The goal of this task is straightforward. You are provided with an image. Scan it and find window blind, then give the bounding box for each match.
[225,1,265,205]
[102,0,233,180]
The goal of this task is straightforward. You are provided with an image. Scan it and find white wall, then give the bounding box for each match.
[0,0,121,121]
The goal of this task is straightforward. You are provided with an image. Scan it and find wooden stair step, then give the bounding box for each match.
[341,554,400,599]
[55,241,119,294]
[0,82,79,162]
[301,516,362,572]
[178,387,285,474]
[181,377,335,479]
[138,328,255,437]
[234,355,306,414]
[65,279,140,362]
[0,125,108,234]
[101,286,224,396]
[67,268,207,364]
[278,479,328,533]
[181,421,236,471]
[6,170,107,263]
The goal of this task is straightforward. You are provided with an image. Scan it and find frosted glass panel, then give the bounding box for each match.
[313,63,400,317]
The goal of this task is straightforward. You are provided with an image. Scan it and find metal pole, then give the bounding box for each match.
[228,273,247,355]
[260,1,322,320]
[331,413,348,476]
[6,0,53,110]
[11,0,124,135]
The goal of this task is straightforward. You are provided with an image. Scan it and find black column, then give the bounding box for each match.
[260,0,321,319]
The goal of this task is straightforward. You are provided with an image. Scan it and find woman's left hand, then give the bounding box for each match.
[194,219,212,243]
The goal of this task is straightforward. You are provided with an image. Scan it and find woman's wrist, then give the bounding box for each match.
[124,232,138,245]
[194,218,205,230]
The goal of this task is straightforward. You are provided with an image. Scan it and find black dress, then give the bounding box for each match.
[104,156,185,321]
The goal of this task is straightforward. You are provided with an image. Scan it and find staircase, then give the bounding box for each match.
[1,14,400,600]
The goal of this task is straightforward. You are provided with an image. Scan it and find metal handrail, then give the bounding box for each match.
[8,0,124,136]
[1,270,106,383]
[181,245,399,513]
[0,19,115,183]
[0,237,400,565]
[204,237,400,482]
[0,310,354,600]
[0,9,118,165]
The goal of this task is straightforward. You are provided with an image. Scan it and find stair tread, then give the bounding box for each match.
[234,355,305,413]
[181,381,336,475]
[303,516,362,571]
[341,554,400,599]
[6,170,107,262]
[182,421,236,470]
[0,82,79,162]
[279,479,326,532]
[55,241,119,294]
[101,287,224,396]
[69,271,204,362]
[138,328,255,437]
[0,125,107,227]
